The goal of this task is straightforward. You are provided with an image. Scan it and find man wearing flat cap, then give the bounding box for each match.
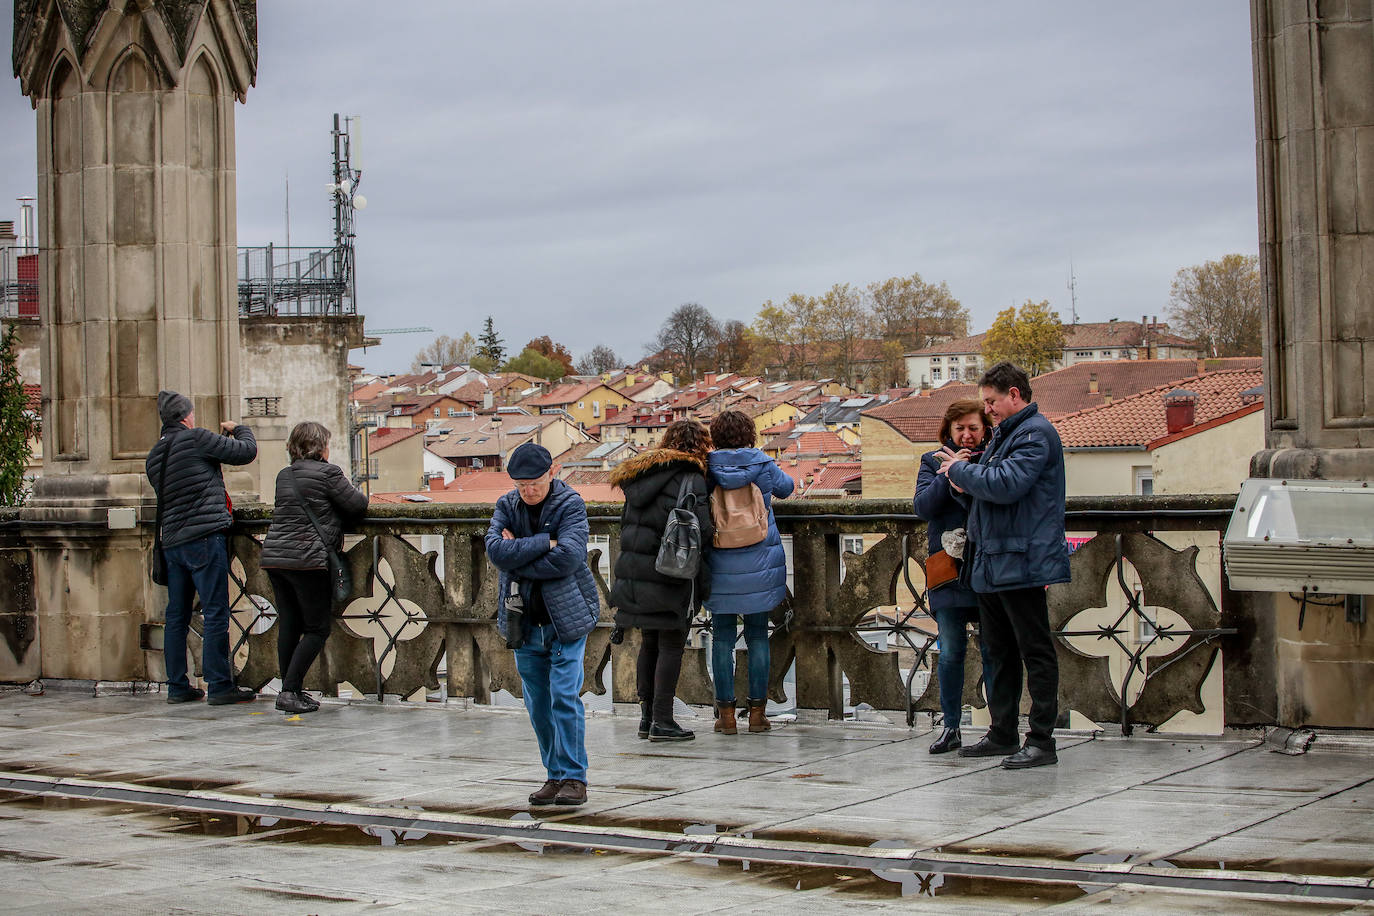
[485,442,600,808]
[145,391,258,706]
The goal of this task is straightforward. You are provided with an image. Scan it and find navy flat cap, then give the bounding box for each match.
[507,442,552,479]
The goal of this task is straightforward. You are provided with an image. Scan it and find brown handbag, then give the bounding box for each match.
[924,549,959,590]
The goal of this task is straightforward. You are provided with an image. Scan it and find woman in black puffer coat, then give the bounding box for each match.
[610,419,714,742]
[260,422,368,714]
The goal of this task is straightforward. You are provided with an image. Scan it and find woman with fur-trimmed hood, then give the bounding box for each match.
[610,419,714,742]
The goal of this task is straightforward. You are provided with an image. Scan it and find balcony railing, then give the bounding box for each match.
[0,496,1258,733]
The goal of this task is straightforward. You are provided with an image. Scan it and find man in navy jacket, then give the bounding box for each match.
[940,362,1070,769]
[485,443,600,807]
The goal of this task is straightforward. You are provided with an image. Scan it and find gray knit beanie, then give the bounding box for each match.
[158,390,193,425]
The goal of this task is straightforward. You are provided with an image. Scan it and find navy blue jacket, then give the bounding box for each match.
[946,403,1071,593]
[913,444,980,612]
[485,479,600,643]
[704,447,794,615]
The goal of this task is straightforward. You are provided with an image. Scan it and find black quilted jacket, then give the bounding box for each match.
[260,459,369,570]
[146,423,258,548]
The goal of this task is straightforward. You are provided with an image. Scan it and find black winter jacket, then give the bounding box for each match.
[146,423,258,547]
[609,449,713,630]
[260,459,369,570]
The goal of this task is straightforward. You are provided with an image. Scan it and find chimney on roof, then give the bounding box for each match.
[0,221,15,244]
[1239,385,1264,406]
[483,391,494,410]
[606,404,620,422]
[1088,373,1099,394]
[1164,388,1198,434]
[704,373,717,385]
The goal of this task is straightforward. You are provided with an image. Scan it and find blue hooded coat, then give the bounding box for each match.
[485,478,600,643]
[946,403,1071,593]
[704,447,794,615]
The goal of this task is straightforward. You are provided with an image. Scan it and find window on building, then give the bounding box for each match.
[948,367,960,381]
[931,367,941,380]
[1133,466,1154,496]
[448,408,459,417]
[577,402,585,409]
[1074,350,1092,358]
[433,407,441,417]
[930,356,941,364]
[839,535,865,584]
[592,400,600,418]
[966,355,977,363]
[1120,350,1132,358]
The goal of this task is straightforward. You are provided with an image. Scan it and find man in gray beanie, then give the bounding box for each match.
[146,390,258,706]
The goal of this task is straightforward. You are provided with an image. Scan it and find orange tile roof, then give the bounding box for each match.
[525,380,608,406]
[367,426,425,453]
[1030,358,1261,418]
[807,461,863,493]
[860,384,979,443]
[763,430,857,457]
[23,384,41,413]
[1054,368,1264,448]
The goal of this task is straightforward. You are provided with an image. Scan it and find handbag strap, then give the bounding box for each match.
[287,465,333,552]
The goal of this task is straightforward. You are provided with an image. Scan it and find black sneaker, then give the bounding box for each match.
[207,687,257,706]
[166,687,205,705]
[297,691,321,709]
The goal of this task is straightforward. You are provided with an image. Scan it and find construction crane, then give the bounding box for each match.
[366,327,433,335]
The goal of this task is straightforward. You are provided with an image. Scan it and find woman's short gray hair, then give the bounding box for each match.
[287,421,331,462]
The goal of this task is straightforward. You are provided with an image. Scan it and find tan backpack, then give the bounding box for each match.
[711,482,769,548]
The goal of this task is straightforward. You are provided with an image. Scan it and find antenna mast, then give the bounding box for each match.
[1067,258,1079,325]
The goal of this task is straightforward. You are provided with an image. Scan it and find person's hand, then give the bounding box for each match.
[220,420,238,434]
[935,446,970,477]
[501,528,514,540]
[549,539,558,549]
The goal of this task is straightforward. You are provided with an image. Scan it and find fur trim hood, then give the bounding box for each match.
[610,448,707,488]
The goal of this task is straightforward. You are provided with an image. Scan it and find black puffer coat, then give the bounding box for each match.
[146,423,258,547]
[260,459,369,570]
[609,449,713,630]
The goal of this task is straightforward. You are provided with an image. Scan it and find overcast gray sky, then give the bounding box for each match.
[2,2,1258,374]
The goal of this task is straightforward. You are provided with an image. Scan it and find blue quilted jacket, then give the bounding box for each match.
[704,447,794,615]
[485,479,600,644]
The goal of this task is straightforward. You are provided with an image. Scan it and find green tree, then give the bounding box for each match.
[1168,254,1261,357]
[981,300,1065,376]
[476,316,505,366]
[525,335,575,377]
[501,347,567,383]
[0,324,38,507]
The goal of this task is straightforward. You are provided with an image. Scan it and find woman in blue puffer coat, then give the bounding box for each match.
[705,409,794,734]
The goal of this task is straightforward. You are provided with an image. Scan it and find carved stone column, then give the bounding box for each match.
[1249,0,1374,727]
[8,0,257,683]
[14,0,258,507]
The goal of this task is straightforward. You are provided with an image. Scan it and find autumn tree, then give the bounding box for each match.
[575,344,621,375]
[981,300,1065,376]
[476,316,506,366]
[817,283,871,385]
[868,273,970,349]
[1168,254,1262,357]
[752,293,822,379]
[0,324,38,507]
[713,320,754,374]
[875,339,909,389]
[410,332,476,372]
[525,336,575,377]
[651,302,719,382]
[501,347,567,383]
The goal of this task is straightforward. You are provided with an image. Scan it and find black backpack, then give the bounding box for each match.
[654,476,702,580]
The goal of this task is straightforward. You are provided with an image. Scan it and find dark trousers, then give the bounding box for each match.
[977,587,1059,750]
[636,627,688,724]
[266,569,333,693]
[163,533,233,695]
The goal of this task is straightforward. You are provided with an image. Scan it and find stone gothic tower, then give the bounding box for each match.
[13,0,258,506]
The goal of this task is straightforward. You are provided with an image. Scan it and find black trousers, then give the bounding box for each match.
[266,569,333,693]
[977,587,1059,750]
[636,627,688,724]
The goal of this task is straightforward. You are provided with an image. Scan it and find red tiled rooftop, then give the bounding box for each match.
[1031,358,1261,418]
[367,426,425,453]
[861,384,979,443]
[23,384,40,414]
[763,430,856,457]
[807,461,863,493]
[1054,368,1264,448]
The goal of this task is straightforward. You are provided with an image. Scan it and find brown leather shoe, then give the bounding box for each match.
[528,779,562,806]
[554,780,587,806]
[747,698,771,733]
[714,700,737,735]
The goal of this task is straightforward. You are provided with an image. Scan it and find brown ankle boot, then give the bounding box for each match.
[714,700,737,734]
[747,699,771,733]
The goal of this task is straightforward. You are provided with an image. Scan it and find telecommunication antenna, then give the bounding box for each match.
[1067,258,1080,325]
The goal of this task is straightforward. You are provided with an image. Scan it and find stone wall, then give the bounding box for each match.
[858,415,928,499]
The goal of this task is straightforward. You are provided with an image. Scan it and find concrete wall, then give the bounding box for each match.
[1063,449,1142,497]
[371,434,425,494]
[239,316,366,497]
[2,319,40,383]
[859,415,932,499]
[1154,411,1265,495]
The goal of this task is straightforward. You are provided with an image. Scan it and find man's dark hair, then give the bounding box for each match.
[978,361,1032,401]
[709,410,757,449]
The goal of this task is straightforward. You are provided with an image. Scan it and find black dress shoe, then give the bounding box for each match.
[958,735,1021,757]
[1001,745,1058,769]
[929,727,961,754]
[297,691,321,709]
[554,780,587,806]
[166,687,205,705]
[274,691,315,714]
[648,720,695,742]
[207,687,257,706]
[529,779,562,806]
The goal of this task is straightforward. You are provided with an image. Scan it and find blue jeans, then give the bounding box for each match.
[933,604,986,727]
[514,623,588,783]
[710,612,770,702]
[162,533,234,695]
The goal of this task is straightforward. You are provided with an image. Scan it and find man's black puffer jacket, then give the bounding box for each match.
[146,423,258,547]
[260,459,369,570]
[609,448,713,630]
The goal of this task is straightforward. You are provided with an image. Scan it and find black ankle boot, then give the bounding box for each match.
[929,727,961,754]
[638,701,652,739]
[648,719,695,742]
